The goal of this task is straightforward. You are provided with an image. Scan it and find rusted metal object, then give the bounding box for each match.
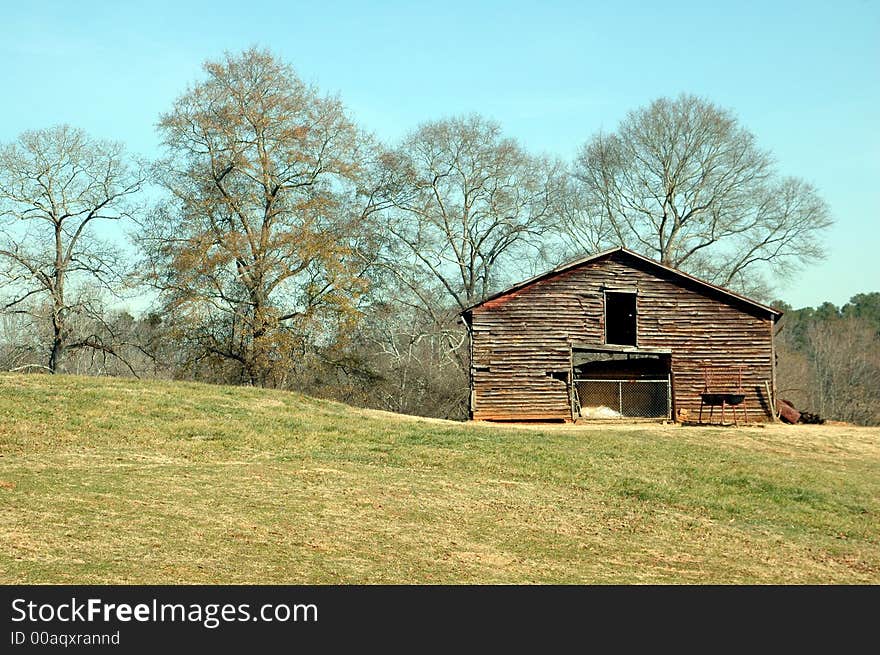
[461,248,782,422]
[777,399,802,424]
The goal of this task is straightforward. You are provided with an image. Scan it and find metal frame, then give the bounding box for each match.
[698,366,749,425]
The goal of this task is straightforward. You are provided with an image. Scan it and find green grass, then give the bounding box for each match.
[0,373,878,583]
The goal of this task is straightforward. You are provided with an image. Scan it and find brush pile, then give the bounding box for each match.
[798,410,825,425]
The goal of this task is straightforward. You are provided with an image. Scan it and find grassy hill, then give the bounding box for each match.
[0,373,877,584]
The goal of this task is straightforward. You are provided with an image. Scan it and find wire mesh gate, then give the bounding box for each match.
[574,378,671,419]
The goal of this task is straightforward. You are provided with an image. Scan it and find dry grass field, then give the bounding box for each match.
[0,373,877,583]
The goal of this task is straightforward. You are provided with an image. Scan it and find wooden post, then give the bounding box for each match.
[769,316,779,422]
[764,380,777,422]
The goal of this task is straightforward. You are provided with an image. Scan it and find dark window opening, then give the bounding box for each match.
[606,292,637,346]
[546,370,568,383]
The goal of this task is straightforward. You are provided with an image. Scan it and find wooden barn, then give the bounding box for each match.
[461,247,783,423]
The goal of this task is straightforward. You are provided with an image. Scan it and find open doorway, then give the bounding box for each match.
[605,292,637,346]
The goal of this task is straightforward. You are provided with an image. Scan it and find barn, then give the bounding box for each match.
[461,247,783,423]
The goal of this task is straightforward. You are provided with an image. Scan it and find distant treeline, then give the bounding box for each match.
[774,293,880,425]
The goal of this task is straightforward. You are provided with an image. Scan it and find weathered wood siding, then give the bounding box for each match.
[469,252,775,421]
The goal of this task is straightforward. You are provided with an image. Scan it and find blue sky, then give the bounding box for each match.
[1,0,877,309]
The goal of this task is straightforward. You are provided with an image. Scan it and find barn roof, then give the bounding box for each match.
[461,247,784,319]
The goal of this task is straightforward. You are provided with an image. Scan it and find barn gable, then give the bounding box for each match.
[462,248,782,422]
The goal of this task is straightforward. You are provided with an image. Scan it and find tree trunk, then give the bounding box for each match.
[48,315,64,373]
[48,222,66,373]
[248,290,275,388]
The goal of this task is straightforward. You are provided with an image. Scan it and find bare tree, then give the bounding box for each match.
[137,48,370,387]
[351,281,470,418]
[369,115,560,314]
[0,125,145,372]
[776,300,880,426]
[563,94,833,294]
[804,318,880,425]
[551,168,617,259]
[354,115,559,408]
